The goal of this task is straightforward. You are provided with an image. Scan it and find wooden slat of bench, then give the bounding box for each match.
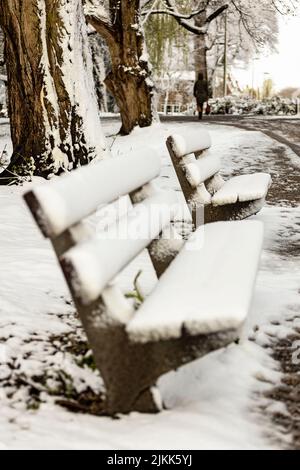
[185,154,222,188]
[168,130,211,158]
[61,190,178,305]
[212,173,272,207]
[24,149,161,238]
[127,220,263,343]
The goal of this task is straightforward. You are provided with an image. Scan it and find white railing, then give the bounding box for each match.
[159,102,182,115]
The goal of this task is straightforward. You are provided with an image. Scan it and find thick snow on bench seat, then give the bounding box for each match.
[212,173,271,206]
[169,130,211,158]
[25,149,161,237]
[127,221,263,343]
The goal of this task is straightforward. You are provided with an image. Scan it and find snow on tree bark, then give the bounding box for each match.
[86,0,157,135]
[89,34,109,113]
[0,0,107,182]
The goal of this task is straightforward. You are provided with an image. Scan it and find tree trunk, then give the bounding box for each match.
[0,0,106,183]
[194,11,208,81]
[87,0,157,136]
[89,34,109,113]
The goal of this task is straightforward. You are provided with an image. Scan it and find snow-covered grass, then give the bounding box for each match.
[0,121,299,449]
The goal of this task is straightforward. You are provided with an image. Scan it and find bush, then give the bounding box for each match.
[210,96,297,116]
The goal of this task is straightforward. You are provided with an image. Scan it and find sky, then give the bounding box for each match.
[234,15,300,92]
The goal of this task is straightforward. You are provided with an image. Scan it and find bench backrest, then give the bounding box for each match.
[24,149,180,309]
[168,130,212,159]
[25,149,161,238]
[167,129,224,225]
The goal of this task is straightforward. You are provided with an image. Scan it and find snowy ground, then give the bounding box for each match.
[0,120,299,449]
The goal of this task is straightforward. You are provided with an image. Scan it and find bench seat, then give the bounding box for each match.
[212,173,272,207]
[127,220,263,343]
[167,130,272,225]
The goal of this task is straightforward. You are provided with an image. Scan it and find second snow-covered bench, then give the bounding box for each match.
[24,149,263,416]
[167,129,272,226]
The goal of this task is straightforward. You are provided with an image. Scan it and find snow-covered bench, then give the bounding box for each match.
[167,130,272,226]
[23,150,264,416]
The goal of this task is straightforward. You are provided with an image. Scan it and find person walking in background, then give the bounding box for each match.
[194,72,210,120]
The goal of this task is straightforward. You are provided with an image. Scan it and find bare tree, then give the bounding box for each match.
[85,0,157,135]
[143,0,229,81]
[143,0,298,86]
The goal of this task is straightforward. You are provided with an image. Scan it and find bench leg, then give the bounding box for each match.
[72,316,164,415]
[60,258,240,415]
[77,304,239,415]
